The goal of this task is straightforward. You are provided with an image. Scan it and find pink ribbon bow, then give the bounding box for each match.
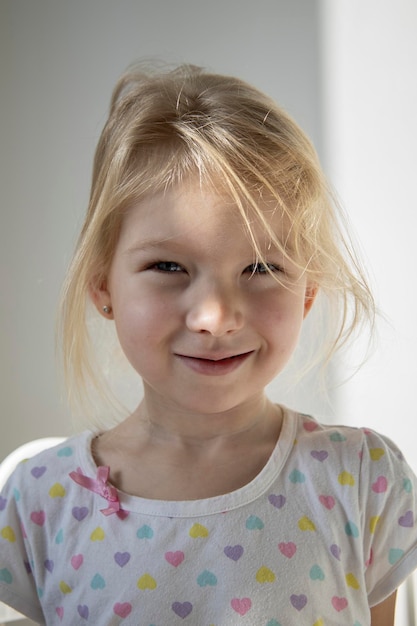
[69,466,122,516]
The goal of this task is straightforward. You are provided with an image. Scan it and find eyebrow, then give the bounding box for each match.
[123,238,188,256]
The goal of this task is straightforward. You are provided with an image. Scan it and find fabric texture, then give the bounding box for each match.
[1,407,417,625]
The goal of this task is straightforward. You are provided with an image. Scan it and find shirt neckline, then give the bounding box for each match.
[76,405,299,518]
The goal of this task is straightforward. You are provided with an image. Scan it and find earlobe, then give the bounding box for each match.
[89,278,114,319]
[303,284,318,318]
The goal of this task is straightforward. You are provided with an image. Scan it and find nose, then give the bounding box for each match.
[185,279,244,336]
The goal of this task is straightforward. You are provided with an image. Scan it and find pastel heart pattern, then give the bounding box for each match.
[256,566,276,583]
[330,544,341,560]
[172,601,193,618]
[319,495,335,510]
[55,607,64,620]
[290,594,307,611]
[289,469,305,484]
[345,521,359,538]
[389,548,404,564]
[44,559,54,573]
[332,596,348,612]
[113,602,132,618]
[189,523,209,538]
[57,446,73,457]
[59,580,72,594]
[399,510,414,527]
[197,570,217,587]
[72,506,89,522]
[298,516,316,531]
[91,573,106,590]
[372,475,388,493]
[231,598,252,616]
[278,541,297,558]
[71,554,84,570]
[310,564,325,581]
[303,421,318,432]
[137,573,157,590]
[31,466,47,479]
[330,431,346,442]
[0,496,7,511]
[246,515,264,530]
[338,471,355,486]
[137,525,154,539]
[370,447,385,461]
[78,604,89,619]
[30,511,46,526]
[90,527,105,541]
[224,545,244,561]
[370,515,380,534]
[268,494,286,509]
[1,526,16,542]
[0,568,12,584]
[346,573,360,589]
[55,529,64,544]
[115,552,131,567]
[49,483,66,498]
[310,450,328,462]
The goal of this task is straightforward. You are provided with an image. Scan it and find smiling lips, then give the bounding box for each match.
[175,351,254,376]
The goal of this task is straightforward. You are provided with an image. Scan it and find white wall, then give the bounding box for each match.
[0,0,323,459]
[320,0,417,469]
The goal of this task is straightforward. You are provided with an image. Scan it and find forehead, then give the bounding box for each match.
[117,181,288,252]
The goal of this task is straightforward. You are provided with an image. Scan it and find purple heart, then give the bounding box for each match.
[224,545,244,561]
[268,494,286,509]
[24,561,32,574]
[114,552,131,567]
[0,496,7,511]
[72,506,89,522]
[290,594,307,611]
[44,559,54,573]
[172,602,193,618]
[399,510,414,527]
[310,450,329,462]
[330,544,341,560]
[77,605,89,620]
[31,466,47,479]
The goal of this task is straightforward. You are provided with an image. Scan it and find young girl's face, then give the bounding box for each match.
[94,181,316,417]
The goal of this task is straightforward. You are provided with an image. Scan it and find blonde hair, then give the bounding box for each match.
[59,62,375,416]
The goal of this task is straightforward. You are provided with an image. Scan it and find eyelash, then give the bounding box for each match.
[147,261,283,275]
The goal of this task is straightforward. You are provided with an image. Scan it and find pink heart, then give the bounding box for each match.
[372,476,388,493]
[231,598,252,616]
[332,596,348,612]
[165,551,185,567]
[278,541,297,558]
[30,511,46,526]
[319,495,335,510]
[303,421,318,432]
[55,607,64,620]
[113,602,132,618]
[71,554,84,570]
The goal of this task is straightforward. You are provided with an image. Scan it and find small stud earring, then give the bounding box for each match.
[103,305,112,314]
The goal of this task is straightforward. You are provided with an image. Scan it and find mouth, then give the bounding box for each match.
[174,351,254,376]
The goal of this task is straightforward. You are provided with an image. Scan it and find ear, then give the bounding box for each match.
[303,284,318,319]
[88,276,114,319]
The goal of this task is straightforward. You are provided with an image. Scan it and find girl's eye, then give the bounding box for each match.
[150,261,184,273]
[245,262,282,275]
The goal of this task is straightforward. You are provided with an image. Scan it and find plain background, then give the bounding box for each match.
[1,0,416,464]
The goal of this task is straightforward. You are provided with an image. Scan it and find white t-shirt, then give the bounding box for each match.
[1,407,417,625]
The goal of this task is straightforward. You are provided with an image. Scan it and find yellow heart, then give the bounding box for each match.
[370,448,385,461]
[298,516,316,531]
[1,526,16,543]
[313,620,324,626]
[49,483,66,498]
[369,515,380,534]
[137,574,157,590]
[256,566,276,584]
[189,523,209,538]
[338,471,355,486]
[90,527,105,541]
[59,581,72,594]
[346,573,360,589]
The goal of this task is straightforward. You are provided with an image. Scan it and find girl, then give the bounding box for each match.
[1,64,416,625]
